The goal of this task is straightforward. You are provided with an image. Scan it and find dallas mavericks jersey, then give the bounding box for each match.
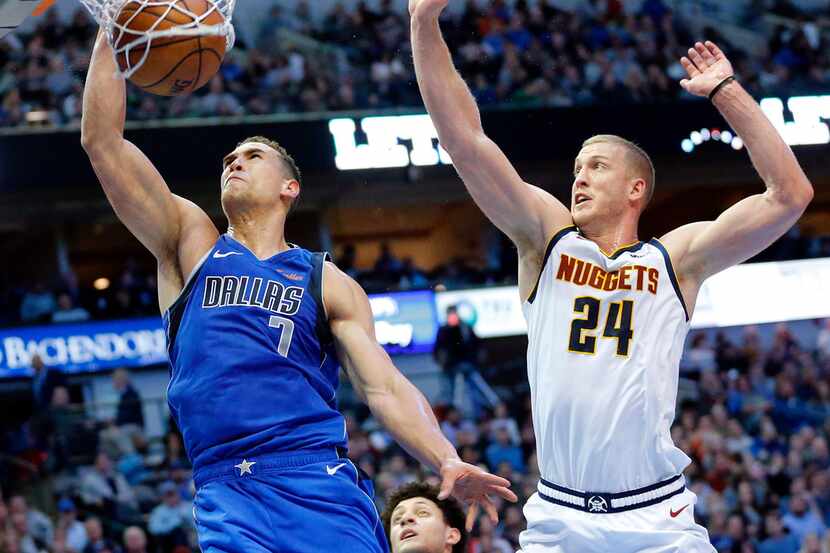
[523,226,692,493]
[163,235,346,472]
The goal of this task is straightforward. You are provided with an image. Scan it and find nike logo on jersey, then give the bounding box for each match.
[670,504,689,518]
[326,463,347,476]
[213,251,243,259]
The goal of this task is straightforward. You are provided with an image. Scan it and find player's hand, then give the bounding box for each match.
[679,41,734,98]
[409,0,449,20]
[438,458,518,531]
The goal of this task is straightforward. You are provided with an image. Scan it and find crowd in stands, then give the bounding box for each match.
[1,317,830,552]
[0,0,828,128]
[2,224,828,327]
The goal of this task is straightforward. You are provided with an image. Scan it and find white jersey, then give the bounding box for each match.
[523,226,692,493]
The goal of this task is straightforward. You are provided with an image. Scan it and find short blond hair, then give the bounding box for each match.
[582,135,656,206]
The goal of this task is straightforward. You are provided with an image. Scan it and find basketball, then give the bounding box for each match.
[114,0,226,96]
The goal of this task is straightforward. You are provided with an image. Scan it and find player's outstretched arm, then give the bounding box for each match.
[81,30,217,309]
[661,42,813,292]
[324,264,517,529]
[409,0,570,252]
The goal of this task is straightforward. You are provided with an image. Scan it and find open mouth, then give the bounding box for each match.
[575,194,591,205]
[400,529,417,541]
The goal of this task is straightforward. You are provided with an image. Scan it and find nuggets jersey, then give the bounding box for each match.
[163,235,346,472]
[523,226,692,493]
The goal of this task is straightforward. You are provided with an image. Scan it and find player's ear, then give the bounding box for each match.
[446,527,461,545]
[629,177,647,203]
[282,178,300,200]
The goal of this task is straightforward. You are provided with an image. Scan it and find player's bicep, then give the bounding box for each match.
[324,265,399,403]
[451,133,570,249]
[87,138,182,259]
[667,192,805,280]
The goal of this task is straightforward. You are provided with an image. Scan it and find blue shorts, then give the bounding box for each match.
[192,449,388,553]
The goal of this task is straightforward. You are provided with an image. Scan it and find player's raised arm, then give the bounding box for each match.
[81,29,179,259]
[660,42,813,298]
[81,30,217,309]
[323,263,517,530]
[409,0,570,252]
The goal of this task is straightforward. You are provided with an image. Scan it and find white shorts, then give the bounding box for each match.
[518,488,715,553]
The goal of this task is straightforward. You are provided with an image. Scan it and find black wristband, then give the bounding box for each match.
[708,75,736,101]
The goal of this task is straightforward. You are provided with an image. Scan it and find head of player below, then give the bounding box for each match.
[383,482,467,553]
[572,135,656,235]
[220,136,301,225]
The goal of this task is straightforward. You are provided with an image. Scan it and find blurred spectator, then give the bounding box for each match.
[30,353,67,410]
[20,282,56,323]
[760,511,800,553]
[10,510,39,553]
[80,452,138,522]
[9,495,53,551]
[51,292,91,323]
[485,427,526,473]
[782,494,827,546]
[82,517,120,553]
[121,527,147,553]
[56,498,88,553]
[113,369,144,430]
[434,305,499,417]
[147,481,193,552]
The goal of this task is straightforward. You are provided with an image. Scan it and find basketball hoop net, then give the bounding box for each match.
[78,0,236,78]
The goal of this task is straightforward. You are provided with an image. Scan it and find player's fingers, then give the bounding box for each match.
[465,502,480,532]
[489,484,519,502]
[679,79,690,91]
[695,41,715,65]
[483,496,499,523]
[478,473,511,488]
[706,40,725,60]
[687,47,705,70]
[438,471,458,500]
[680,57,698,78]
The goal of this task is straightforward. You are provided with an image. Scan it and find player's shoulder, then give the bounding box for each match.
[653,222,713,271]
[323,261,369,320]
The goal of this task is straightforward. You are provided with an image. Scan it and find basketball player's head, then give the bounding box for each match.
[220,136,302,219]
[382,482,466,553]
[572,135,655,229]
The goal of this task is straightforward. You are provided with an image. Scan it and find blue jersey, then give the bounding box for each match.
[163,235,347,472]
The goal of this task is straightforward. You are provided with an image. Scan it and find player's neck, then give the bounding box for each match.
[579,219,639,256]
[227,216,290,260]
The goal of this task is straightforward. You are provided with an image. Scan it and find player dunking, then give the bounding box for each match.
[410,1,813,551]
[80,30,516,553]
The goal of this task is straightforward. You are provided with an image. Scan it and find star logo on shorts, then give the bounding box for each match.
[234,459,256,476]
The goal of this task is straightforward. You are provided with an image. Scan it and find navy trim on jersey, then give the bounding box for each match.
[309,252,334,350]
[527,226,578,304]
[648,238,690,321]
[606,241,646,259]
[166,268,204,355]
[538,474,685,514]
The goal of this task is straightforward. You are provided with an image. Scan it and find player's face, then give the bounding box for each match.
[220,143,296,213]
[389,498,460,553]
[571,142,631,227]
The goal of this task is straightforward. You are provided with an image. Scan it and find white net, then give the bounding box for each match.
[79,0,236,78]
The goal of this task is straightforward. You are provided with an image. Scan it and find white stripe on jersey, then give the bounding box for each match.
[523,227,691,493]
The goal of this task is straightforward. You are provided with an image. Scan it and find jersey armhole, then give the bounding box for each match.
[648,238,690,322]
[310,252,335,348]
[526,226,578,304]
[164,247,213,353]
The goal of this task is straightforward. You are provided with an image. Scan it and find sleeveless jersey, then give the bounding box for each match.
[523,226,691,493]
[163,235,345,472]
